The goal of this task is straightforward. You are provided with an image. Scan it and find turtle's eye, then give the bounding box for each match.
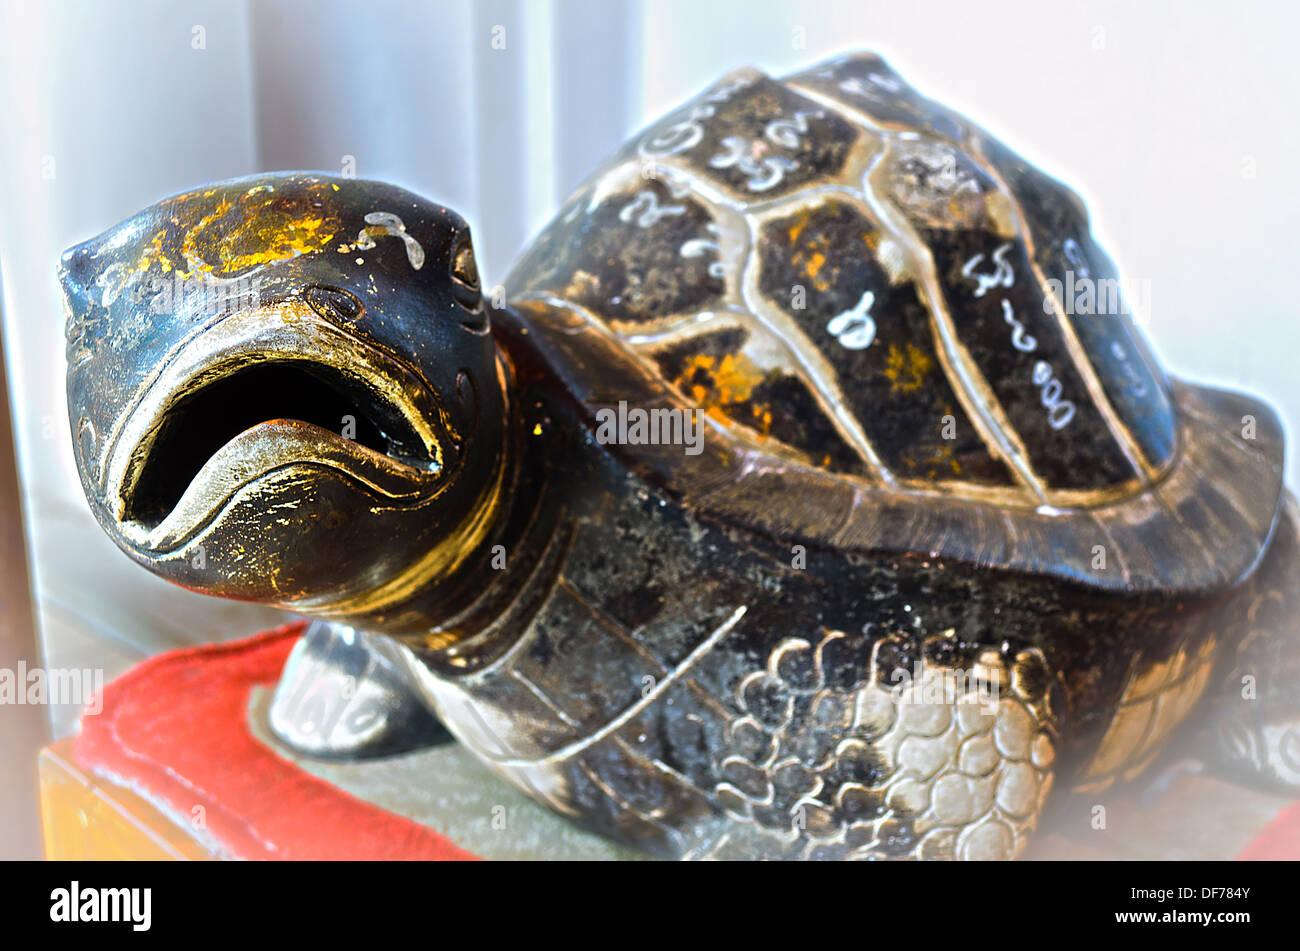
[450,237,481,311]
[304,284,364,322]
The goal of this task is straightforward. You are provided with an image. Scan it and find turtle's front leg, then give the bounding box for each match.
[694,633,1062,860]
[267,620,450,760]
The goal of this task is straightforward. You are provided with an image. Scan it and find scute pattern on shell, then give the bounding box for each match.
[504,50,1183,513]
[689,629,1057,860]
[500,56,1285,595]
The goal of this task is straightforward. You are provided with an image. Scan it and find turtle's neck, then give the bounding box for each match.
[327,316,632,666]
[394,366,589,672]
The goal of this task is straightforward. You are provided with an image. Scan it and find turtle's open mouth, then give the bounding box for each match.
[97,307,452,552]
[123,360,434,528]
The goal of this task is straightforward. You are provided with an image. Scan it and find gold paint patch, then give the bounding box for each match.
[675,352,773,434]
[131,180,343,280]
[883,342,933,394]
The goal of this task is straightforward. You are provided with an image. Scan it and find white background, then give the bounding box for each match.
[1,0,1297,732]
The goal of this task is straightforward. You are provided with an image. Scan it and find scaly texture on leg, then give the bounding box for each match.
[691,630,1058,860]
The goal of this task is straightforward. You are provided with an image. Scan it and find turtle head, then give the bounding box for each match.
[60,173,508,626]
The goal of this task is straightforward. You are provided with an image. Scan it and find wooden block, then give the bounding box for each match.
[38,738,215,861]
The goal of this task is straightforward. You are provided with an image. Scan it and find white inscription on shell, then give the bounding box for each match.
[826,290,877,350]
[960,245,1078,431]
[619,191,686,228]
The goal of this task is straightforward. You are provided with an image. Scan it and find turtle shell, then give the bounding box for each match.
[501,52,1285,595]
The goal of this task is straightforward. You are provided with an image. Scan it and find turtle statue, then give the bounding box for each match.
[59,52,1298,860]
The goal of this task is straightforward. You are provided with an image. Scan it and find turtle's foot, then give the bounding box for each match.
[268,619,450,760]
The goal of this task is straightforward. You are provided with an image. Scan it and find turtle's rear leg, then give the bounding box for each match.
[1192,493,1300,792]
[267,620,450,760]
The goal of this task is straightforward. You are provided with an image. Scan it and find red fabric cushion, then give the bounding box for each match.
[1237,800,1300,861]
[75,622,477,860]
[72,619,1300,861]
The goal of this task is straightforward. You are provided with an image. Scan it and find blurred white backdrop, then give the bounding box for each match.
[1,0,1297,733]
